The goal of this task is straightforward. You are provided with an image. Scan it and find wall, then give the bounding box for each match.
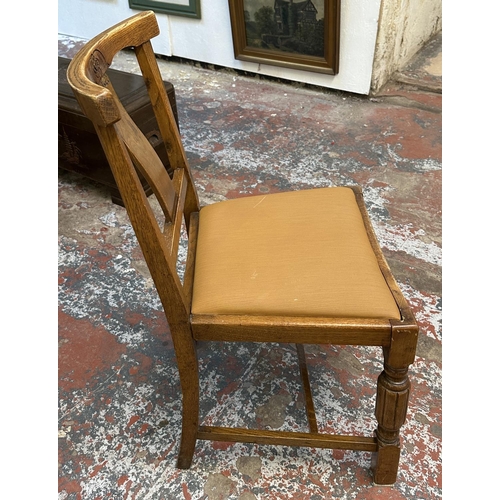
[371,0,442,92]
[58,0,382,95]
[57,0,441,96]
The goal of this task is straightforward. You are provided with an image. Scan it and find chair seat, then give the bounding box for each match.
[192,187,401,319]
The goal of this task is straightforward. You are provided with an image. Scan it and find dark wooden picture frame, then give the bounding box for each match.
[228,0,340,75]
[129,0,201,19]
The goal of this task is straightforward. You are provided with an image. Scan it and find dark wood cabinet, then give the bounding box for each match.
[58,56,178,205]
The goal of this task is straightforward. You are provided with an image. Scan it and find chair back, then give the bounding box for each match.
[67,11,200,325]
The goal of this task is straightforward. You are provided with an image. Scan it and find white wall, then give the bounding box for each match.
[371,0,442,92]
[58,0,382,95]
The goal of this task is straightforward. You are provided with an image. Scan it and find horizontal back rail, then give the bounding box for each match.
[66,12,160,127]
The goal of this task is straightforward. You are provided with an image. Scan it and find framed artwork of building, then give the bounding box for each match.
[129,0,201,19]
[228,0,340,75]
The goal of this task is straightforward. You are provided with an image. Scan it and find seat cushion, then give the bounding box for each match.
[191,187,401,319]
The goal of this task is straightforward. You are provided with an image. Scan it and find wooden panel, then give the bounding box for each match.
[197,426,378,452]
[191,314,392,345]
[164,168,188,256]
[135,41,200,223]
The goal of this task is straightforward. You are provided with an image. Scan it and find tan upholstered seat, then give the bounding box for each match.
[192,187,401,319]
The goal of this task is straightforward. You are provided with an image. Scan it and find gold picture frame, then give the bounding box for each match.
[228,0,340,75]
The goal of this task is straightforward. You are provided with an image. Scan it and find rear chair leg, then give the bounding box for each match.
[172,325,199,469]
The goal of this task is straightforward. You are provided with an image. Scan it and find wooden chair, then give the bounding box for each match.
[67,11,419,485]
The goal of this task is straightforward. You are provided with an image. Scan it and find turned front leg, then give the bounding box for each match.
[372,362,411,484]
[372,322,418,485]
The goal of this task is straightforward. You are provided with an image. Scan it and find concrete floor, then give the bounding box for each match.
[58,32,442,499]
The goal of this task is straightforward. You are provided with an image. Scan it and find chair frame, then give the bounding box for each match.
[67,11,419,485]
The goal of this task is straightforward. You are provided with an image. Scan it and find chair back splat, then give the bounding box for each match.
[67,11,419,485]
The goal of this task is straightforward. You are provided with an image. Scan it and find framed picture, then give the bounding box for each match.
[228,0,340,75]
[129,0,201,19]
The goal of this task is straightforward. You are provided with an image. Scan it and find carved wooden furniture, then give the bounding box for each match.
[59,56,178,205]
[66,11,419,485]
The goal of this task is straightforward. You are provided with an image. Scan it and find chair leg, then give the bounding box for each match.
[372,373,406,486]
[371,360,410,484]
[172,325,199,469]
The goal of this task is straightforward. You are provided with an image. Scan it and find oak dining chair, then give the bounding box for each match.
[66,10,419,485]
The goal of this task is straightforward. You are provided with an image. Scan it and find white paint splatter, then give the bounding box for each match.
[375,222,442,266]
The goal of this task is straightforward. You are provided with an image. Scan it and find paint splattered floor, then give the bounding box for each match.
[58,33,441,499]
